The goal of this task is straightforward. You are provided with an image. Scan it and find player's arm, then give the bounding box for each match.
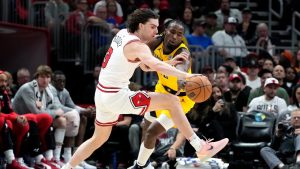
[124,42,192,79]
[174,48,192,90]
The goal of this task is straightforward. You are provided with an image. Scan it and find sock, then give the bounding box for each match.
[63,147,72,162]
[4,149,15,164]
[136,142,154,166]
[54,145,62,161]
[188,133,203,152]
[35,154,44,163]
[54,128,66,161]
[64,163,75,169]
[44,149,54,161]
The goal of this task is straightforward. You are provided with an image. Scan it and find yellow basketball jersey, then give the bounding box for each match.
[153,42,192,92]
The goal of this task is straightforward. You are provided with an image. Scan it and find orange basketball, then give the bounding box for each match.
[185,75,212,103]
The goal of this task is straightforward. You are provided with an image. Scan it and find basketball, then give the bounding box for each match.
[185,75,212,103]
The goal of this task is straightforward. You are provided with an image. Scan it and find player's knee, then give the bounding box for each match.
[65,112,80,137]
[144,126,160,141]
[54,116,67,128]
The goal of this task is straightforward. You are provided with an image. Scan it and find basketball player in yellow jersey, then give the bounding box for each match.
[130,20,206,169]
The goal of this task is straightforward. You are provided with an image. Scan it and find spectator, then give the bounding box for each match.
[212,17,248,62]
[237,7,257,45]
[247,77,287,116]
[215,71,230,93]
[93,0,123,19]
[201,65,216,85]
[0,70,58,169]
[4,71,16,99]
[292,49,300,76]
[283,67,299,99]
[181,7,194,36]
[273,65,286,87]
[214,0,242,28]
[106,0,123,26]
[224,73,251,112]
[205,12,222,37]
[260,109,300,169]
[288,84,300,112]
[16,68,31,89]
[11,65,74,168]
[248,23,280,56]
[186,19,213,49]
[45,0,69,28]
[246,57,261,90]
[82,65,100,104]
[51,71,96,169]
[262,57,276,72]
[248,69,289,105]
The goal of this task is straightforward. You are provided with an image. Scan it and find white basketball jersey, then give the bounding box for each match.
[98,29,141,88]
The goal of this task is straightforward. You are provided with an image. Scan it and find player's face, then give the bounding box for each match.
[164,23,184,49]
[0,74,8,91]
[53,74,66,91]
[140,19,159,42]
[37,74,51,89]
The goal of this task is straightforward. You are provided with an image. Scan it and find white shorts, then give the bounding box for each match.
[95,87,150,126]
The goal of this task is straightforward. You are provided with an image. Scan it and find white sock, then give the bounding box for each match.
[189,133,203,152]
[136,142,154,166]
[35,154,44,163]
[54,128,66,143]
[54,145,62,161]
[54,128,66,161]
[64,163,74,169]
[44,149,54,161]
[63,147,72,162]
[4,149,15,164]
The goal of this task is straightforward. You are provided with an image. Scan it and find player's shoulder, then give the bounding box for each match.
[148,35,163,51]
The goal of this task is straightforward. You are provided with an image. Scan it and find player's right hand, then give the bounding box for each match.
[169,53,189,66]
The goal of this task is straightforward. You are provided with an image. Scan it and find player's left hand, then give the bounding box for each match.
[165,148,177,160]
[168,53,189,66]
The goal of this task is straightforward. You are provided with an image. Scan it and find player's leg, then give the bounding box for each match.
[147,92,229,162]
[64,124,112,169]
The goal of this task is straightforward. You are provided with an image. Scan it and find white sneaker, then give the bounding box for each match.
[78,161,97,169]
[127,160,154,169]
[160,162,169,169]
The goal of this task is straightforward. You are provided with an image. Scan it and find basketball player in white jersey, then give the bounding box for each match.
[62,9,228,169]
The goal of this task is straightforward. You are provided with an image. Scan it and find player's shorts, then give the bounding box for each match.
[154,83,195,118]
[95,83,150,126]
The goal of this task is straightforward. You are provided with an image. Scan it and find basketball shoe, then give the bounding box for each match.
[127,160,154,169]
[196,138,229,162]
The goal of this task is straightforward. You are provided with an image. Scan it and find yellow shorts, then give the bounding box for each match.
[154,83,195,119]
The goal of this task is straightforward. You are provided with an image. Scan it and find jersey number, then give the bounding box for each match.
[102,47,113,68]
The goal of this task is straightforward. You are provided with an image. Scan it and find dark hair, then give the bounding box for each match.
[258,69,272,77]
[34,65,52,79]
[292,84,300,108]
[127,9,159,33]
[52,70,65,79]
[166,19,185,29]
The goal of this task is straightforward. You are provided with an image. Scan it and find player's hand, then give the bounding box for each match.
[176,79,186,95]
[168,52,189,66]
[16,115,28,126]
[165,148,177,160]
[185,74,203,80]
